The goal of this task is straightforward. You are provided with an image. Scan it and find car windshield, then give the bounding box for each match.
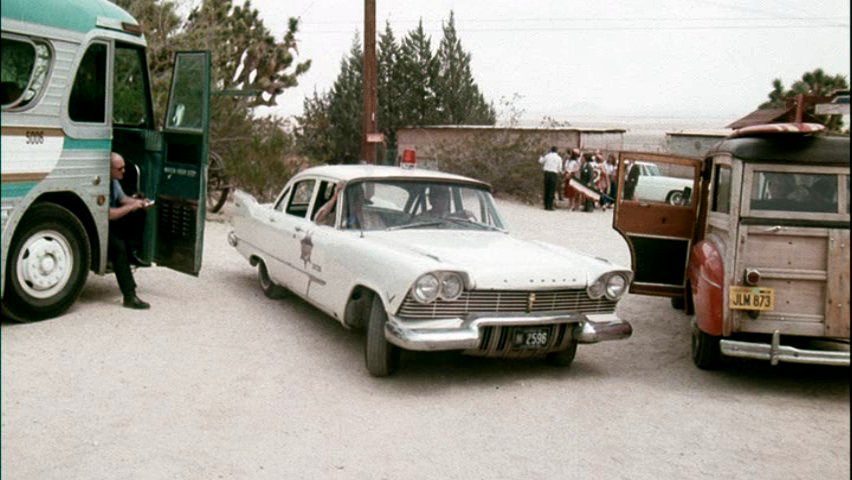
[340,180,507,231]
[641,163,662,176]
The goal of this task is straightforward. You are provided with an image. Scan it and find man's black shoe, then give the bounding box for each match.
[130,252,151,267]
[123,295,150,310]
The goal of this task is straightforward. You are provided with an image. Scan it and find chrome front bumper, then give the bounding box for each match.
[385,312,632,352]
[720,331,850,367]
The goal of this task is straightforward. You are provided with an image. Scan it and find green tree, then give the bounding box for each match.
[377,21,405,160]
[327,36,365,162]
[398,20,441,126]
[435,11,495,125]
[759,68,848,131]
[116,0,312,196]
[113,0,182,120]
[296,90,335,163]
[295,12,498,165]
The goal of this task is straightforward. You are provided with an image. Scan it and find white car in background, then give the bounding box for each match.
[229,164,633,376]
[628,161,694,205]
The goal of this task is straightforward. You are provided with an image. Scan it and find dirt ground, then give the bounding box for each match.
[2,198,849,479]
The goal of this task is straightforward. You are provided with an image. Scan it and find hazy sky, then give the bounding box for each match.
[247,0,850,125]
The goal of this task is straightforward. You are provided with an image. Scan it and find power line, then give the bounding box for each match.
[298,22,849,35]
[302,15,845,25]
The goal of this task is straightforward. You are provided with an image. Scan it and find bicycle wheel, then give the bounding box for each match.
[207,151,230,213]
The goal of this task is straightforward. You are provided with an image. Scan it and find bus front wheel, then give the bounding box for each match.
[3,204,90,322]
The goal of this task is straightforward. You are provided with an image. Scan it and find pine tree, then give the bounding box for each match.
[377,21,405,158]
[398,20,440,126]
[435,11,495,125]
[327,36,365,162]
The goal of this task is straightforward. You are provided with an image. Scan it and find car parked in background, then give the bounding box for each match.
[229,164,633,376]
[614,123,850,369]
[624,160,695,205]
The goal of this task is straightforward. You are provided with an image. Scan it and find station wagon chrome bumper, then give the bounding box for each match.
[385,312,632,352]
[720,331,850,367]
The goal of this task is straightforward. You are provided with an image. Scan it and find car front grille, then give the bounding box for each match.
[397,288,617,320]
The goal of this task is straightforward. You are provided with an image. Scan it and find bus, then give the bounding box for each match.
[1,0,211,321]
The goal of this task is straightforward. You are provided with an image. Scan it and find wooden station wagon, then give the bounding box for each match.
[613,123,849,369]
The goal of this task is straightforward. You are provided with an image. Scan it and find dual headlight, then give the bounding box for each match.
[411,271,466,303]
[587,271,633,301]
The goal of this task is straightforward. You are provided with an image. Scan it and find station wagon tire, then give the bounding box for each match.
[691,316,721,369]
[545,340,578,367]
[3,203,90,322]
[365,294,400,377]
[257,260,285,299]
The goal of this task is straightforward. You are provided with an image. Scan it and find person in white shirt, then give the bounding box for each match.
[538,146,563,210]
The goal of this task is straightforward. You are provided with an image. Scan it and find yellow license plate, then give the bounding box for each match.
[729,286,775,311]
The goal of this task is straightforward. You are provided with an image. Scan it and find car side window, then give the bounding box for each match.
[711,165,732,213]
[285,179,315,218]
[311,180,337,222]
[273,186,291,211]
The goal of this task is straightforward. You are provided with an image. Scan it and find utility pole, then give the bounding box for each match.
[361,0,378,164]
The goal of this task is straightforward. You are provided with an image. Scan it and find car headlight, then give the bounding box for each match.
[411,271,467,303]
[412,273,441,304]
[439,273,464,300]
[605,273,629,300]
[588,272,632,301]
[587,278,606,299]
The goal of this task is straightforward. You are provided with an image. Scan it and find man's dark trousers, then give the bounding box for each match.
[543,171,559,210]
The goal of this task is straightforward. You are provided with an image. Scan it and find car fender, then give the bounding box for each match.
[688,235,725,336]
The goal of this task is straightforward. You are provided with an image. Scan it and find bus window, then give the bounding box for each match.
[166,53,206,131]
[113,44,151,128]
[69,42,107,123]
[1,37,50,109]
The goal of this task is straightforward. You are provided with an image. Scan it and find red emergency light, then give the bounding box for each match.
[401,149,416,169]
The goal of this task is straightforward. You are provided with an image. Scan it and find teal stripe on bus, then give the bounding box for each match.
[63,138,112,150]
[1,182,37,198]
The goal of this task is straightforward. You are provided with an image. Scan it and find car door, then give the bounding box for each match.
[613,152,704,297]
[153,51,211,275]
[275,177,320,296]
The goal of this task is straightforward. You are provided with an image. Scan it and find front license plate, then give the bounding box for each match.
[729,286,775,311]
[513,328,549,349]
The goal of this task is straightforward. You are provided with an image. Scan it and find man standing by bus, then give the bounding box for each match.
[109,153,153,309]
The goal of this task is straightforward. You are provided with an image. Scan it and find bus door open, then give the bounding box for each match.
[612,152,704,297]
[154,51,211,275]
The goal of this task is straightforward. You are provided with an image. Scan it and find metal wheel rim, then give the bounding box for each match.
[669,191,684,205]
[15,229,74,299]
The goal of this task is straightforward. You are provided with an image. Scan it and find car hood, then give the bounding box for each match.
[366,230,623,289]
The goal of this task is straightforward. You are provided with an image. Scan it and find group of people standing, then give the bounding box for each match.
[538,146,617,212]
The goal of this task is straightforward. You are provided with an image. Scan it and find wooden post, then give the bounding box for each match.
[361,0,378,164]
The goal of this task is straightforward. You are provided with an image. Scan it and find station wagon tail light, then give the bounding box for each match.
[744,268,761,286]
[411,271,466,303]
[588,272,632,301]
